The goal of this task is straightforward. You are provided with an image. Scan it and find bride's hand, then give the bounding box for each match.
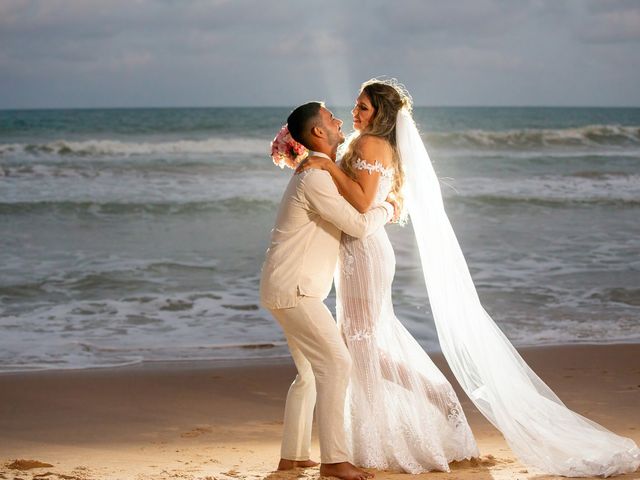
[295,155,330,174]
[386,195,400,223]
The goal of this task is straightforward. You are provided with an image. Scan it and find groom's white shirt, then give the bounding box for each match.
[260,153,393,309]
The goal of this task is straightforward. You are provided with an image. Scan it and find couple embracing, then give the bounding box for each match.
[259,79,640,479]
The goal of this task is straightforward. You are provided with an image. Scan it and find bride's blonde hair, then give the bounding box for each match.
[340,78,413,221]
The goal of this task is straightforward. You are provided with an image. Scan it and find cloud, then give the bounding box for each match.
[575,3,640,44]
[0,0,638,108]
[379,0,529,40]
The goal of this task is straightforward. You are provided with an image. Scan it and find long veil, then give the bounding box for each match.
[396,108,640,477]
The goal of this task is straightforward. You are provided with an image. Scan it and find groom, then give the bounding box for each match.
[260,102,394,479]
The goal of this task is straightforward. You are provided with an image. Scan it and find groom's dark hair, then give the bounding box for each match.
[287,101,324,147]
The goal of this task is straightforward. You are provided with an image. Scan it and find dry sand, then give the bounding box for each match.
[1,344,639,480]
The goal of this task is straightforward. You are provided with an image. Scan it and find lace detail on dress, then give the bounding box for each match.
[350,158,394,205]
[445,388,465,428]
[345,326,373,342]
[342,254,355,277]
[353,158,394,178]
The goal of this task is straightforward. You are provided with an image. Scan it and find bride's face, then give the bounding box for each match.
[352,92,375,131]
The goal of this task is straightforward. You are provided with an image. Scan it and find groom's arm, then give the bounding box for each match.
[301,170,392,238]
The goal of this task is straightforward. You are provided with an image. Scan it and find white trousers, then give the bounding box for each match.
[269,296,352,464]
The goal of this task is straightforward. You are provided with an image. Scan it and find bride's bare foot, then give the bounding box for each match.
[320,462,374,480]
[277,458,319,470]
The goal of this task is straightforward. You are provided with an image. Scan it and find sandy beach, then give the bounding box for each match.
[1,344,639,480]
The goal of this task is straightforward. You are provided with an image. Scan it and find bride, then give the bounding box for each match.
[296,78,640,477]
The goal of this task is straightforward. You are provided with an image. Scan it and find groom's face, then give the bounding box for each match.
[319,107,345,148]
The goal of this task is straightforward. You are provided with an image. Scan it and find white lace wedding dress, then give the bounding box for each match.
[335,158,479,473]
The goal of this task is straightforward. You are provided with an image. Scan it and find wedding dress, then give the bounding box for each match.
[335,157,479,473]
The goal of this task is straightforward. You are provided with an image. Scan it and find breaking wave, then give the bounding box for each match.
[426,124,640,150]
[0,137,268,157]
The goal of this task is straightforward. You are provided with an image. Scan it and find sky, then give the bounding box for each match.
[0,0,639,109]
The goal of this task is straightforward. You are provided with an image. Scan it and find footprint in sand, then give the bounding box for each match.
[471,455,500,467]
[6,460,54,471]
[180,426,213,438]
[614,384,640,393]
[32,473,85,480]
[457,454,515,469]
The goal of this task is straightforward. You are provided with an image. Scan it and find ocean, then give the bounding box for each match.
[1,106,639,372]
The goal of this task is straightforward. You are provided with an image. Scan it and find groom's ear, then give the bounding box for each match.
[309,124,325,140]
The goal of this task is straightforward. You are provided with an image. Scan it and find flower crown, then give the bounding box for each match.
[270,124,308,169]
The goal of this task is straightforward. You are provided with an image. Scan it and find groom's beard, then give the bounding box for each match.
[327,132,345,152]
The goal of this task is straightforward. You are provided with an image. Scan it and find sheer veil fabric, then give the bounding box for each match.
[396,108,640,477]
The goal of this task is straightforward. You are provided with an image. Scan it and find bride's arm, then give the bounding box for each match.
[322,161,373,213]
[300,136,393,213]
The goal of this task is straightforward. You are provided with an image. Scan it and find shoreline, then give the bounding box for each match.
[2,340,640,376]
[1,343,639,480]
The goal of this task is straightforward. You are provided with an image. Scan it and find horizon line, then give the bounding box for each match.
[2,104,640,112]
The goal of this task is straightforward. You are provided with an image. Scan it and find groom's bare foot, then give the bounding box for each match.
[277,458,319,470]
[320,462,374,480]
